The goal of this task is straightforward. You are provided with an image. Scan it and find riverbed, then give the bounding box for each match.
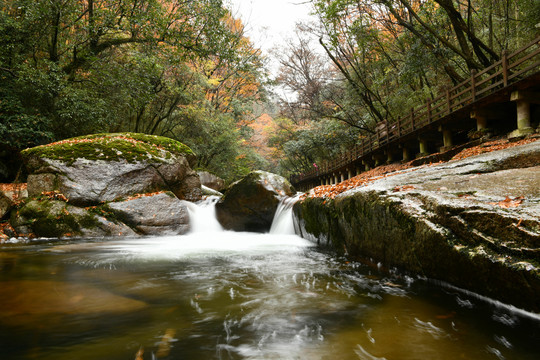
[1,229,539,360]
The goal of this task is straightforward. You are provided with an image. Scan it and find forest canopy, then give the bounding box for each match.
[271,0,540,176]
[0,0,268,182]
[1,0,539,182]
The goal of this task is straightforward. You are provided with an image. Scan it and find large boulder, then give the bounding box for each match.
[10,197,136,238]
[294,140,540,312]
[216,171,295,232]
[22,133,201,205]
[108,192,190,236]
[198,171,225,191]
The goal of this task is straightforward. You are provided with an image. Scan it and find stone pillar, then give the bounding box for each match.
[471,111,488,130]
[401,146,410,163]
[385,150,394,164]
[509,91,536,138]
[438,125,453,152]
[418,137,429,158]
[362,160,370,172]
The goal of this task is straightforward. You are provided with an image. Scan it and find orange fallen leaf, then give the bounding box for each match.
[489,196,524,208]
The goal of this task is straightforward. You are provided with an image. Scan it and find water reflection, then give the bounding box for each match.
[0,232,539,359]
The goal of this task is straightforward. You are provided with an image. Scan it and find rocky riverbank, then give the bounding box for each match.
[293,138,540,312]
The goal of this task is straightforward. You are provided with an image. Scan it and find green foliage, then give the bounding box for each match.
[272,0,540,175]
[0,0,266,182]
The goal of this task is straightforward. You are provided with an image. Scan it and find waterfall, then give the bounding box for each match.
[185,196,224,233]
[269,195,300,235]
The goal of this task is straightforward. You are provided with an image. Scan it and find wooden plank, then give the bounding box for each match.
[508,61,540,81]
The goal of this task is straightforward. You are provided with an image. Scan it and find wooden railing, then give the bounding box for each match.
[291,36,540,185]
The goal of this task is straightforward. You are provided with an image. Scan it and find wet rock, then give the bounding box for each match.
[10,199,135,238]
[22,133,202,205]
[294,140,540,312]
[108,192,190,236]
[0,184,27,219]
[198,171,225,191]
[0,193,10,220]
[201,185,223,197]
[0,280,147,316]
[216,171,295,232]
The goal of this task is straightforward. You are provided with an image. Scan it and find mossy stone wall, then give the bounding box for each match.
[293,192,540,312]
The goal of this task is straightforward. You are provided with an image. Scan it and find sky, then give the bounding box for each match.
[225,0,315,74]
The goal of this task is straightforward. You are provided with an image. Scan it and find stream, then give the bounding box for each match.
[0,197,539,359]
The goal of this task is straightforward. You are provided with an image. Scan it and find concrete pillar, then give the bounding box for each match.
[333,173,338,185]
[470,110,488,130]
[356,167,361,176]
[348,168,353,179]
[362,160,370,171]
[340,172,345,183]
[509,91,536,138]
[418,137,429,157]
[385,150,394,164]
[402,147,410,162]
[438,125,453,152]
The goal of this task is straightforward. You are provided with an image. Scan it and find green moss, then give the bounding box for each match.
[21,132,194,169]
[15,199,82,237]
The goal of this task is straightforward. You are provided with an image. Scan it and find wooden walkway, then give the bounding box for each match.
[291,36,540,189]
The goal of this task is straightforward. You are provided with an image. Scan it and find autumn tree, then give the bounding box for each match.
[0,0,268,182]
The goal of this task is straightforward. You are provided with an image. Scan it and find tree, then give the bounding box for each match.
[0,0,268,182]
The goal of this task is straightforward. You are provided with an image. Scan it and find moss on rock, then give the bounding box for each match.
[22,132,194,172]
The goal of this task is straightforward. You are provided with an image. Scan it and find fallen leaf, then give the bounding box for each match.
[489,196,524,208]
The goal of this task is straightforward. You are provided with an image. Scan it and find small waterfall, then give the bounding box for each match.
[269,195,300,235]
[185,196,224,233]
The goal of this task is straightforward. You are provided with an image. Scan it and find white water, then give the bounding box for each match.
[101,195,312,262]
[184,195,224,233]
[269,195,300,235]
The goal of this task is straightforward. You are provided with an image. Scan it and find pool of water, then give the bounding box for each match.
[0,230,539,360]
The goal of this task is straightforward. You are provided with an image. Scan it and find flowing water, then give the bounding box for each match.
[0,198,539,359]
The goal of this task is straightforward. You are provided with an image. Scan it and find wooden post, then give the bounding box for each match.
[385,121,389,143]
[397,118,402,137]
[502,50,508,87]
[446,87,451,114]
[411,108,415,130]
[471,69,477,101]
[427,101,432,123]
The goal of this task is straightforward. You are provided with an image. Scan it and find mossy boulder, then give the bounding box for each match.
[21,133,201,205]
[10,197,135,238]
[216,171,295,232]
[293,140,540,312]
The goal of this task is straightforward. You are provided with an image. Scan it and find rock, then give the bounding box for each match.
[294,140,540,312]
[10,198,135,238]
[22,133,202,205]
[216,171,295,232]
[201,185,223,197]
[0,193,10,220]
[198,171,225,191]
[0,183,27,219]
[108,192,190,236]
[0,280,147,316]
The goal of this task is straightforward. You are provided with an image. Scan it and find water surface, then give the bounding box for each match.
[1,230,539,360]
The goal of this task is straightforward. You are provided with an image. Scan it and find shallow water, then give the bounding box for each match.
[1,230,539,360]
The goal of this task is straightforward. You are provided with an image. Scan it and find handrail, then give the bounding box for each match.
[291,36,540,185]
